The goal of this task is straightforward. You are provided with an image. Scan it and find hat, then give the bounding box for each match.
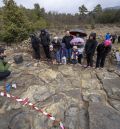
[104,40,112,47]
[73,46,78,49]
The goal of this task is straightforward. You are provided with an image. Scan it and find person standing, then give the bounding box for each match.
[0,47,11,80]
[105,33,111,40]
[85,34,97,67]
[96,40,112,69]
[62,31,73,63]
[118,35,120,43]
[40,29,51,60]
[30,34,40,60]
[111,34,117,44]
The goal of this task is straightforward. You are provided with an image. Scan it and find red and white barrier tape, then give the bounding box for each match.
[0,91,65,129]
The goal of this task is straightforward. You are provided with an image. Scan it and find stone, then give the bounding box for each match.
[39,69,59,83]
[109,99,120,111]
[89,103,120,129]
[1,44,120,129]
[58,65,74,77]
[79,108,89,129]
[103,78,120,100]
[14,54,23,64]
[82,90,107,103]
[96,71,118,80]
[65,105,80,129]
[8,112,34,129]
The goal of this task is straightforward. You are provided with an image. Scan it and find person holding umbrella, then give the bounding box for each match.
[85,33,98,68]
[62,31,73,63]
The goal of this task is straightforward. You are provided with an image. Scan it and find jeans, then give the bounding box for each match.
[66,48,72,62]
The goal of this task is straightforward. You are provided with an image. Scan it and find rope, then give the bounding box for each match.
[0,91,65,129]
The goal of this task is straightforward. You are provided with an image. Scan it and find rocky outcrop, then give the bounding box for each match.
[0,51,120,129]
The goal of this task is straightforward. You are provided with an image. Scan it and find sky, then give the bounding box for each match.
[0,0,120,14]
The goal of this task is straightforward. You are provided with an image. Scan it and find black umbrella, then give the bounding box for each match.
[70,29,87,37]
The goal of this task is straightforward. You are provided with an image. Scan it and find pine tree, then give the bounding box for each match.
[2,0,30,43]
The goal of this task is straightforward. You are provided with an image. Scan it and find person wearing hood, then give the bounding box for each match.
[85,33,98,67]
[0,47,11,80]
[118,35,120,43]
[105,33,111,40]
[40,29,51,59]
[30,34,40,60]
[96,40,112,69]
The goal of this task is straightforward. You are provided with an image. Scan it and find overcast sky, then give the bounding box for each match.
[0,0,120,14]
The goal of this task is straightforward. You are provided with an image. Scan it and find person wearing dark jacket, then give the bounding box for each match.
[30,34,40,60]
[62,31,73,63]
[118,35,120,43]
[96,40,112,68]
[111,34,117,44]
[40,29,50,59]
[85,34,97,67]
[52,36,61,51]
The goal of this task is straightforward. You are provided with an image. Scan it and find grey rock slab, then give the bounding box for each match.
[89,103,120,129]
[65,105,80,129]
[103,78,120,100]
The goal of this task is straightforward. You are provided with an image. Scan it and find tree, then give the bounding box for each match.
[79,5,88,22]
[2,0,30,43]
[93,4,102,14]
[79,5,88,16]
[92,4,102,23]
[34,3,45,19]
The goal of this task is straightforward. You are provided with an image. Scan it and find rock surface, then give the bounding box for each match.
[0,49,120,129]
[89,103,120,129]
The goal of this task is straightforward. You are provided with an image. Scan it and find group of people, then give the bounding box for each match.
[106,32,120,44]
[30,30,112,69]
[0,29,114,81]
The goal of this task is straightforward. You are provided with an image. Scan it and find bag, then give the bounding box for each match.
[61,56,67,64]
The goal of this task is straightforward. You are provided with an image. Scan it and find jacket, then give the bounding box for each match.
[71,49,79,60]
[62,36,73,49]
[40,30,50,46]
[0,60,10,72]
[31,36,40,49]
[97,43,112,56]
[85,39,97,55]
[105,33,111,40]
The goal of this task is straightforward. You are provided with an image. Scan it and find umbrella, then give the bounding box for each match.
[70,29,87,37]
[70,37,85,46]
